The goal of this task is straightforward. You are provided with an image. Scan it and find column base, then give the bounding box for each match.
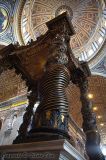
[0,139,86,160]
[13,127,70,144]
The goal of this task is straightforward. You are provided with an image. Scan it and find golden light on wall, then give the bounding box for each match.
[97,115,102,119]
[100,123,104,126]
[88,93,93,99]
[93,106,98,111]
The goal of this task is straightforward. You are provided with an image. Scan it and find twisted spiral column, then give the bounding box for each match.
[13,89,37,144]
[33,64,70,135]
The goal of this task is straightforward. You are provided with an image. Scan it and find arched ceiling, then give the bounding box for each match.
[21,0,106,62]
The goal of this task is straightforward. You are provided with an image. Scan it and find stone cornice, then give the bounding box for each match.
[0,94,27,111]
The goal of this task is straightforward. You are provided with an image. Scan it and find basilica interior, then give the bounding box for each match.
[0,0,106,160]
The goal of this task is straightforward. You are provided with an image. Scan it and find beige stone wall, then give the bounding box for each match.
[0,106,26,145]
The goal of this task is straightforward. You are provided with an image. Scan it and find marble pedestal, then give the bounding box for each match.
[0,139,86,160]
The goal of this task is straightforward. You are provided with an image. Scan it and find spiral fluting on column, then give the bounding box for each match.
[34,64,70,132]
